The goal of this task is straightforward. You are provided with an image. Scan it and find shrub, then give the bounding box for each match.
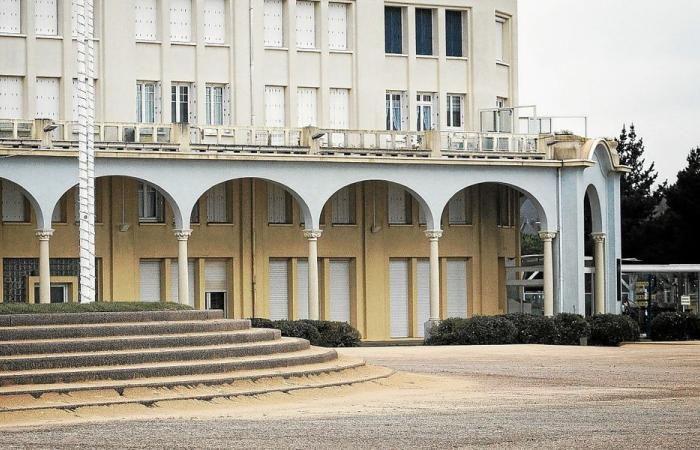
[424,318,468,346]
[301,320,362,347]
[426,316,517,346]
[503,313,556,344]
[552,313,590,345]
[650,312,698,341]
[0,302,192,315]
[272,320,322,345]
[587,314,640,346]
[248,317,275,329]
[688,313,700,340]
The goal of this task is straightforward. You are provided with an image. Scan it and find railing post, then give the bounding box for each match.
[172,123,191,151]
[302,126,320,154]
[425,130,442,158]
[32,118,54,148]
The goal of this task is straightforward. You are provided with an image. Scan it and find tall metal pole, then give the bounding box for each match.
[76,0,96,303]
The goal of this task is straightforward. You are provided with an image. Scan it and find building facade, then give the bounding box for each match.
[0,0,626,341]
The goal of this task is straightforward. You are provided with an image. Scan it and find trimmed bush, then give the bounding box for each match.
[272,320,322,345]
[424,318,468,346]
[650,312,699,341]
[301,320,362,347]
[552,313,590,345]
[248,318,275,329]
[0,302,192,315]
[503,313,556,344]
[587,314,640,346]
[426,316,517,346]
[688,313,700,340]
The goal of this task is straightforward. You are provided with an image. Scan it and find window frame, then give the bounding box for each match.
[385,91,406,131]
[416,93,436,131]
[136,81,157,123]
[205,84,225,125]
[138,182,165,223]
[445,9,465,58]
[445,94,465,130]
[384,6,404,55]
[170,82,192,124]
[414,8,434,56]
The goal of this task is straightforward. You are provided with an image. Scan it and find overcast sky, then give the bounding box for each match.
[518,0,700,183]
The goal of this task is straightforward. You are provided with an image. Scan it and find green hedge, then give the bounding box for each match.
[426,316,517,346]
[587,314,640,346]
[650,312,700,341]
[248,318,361,347]
[503,313,557,344]
[0,302,193,315]
[552,313,591,345]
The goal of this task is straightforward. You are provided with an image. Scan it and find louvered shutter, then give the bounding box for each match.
[296,87,317,127]
[135,0,157,40]
[35,78,60,120]
[446,259,468,318]
[206,183,228,223]
[263,0,283,47]
[203,0,225,44]
[331,186,353,224]
[0,0,21,34]
[389,259,409,338]
[35,0,58,36]
[140,260,162,302]
[448,191,467,225]
[268,259,289,320]
[0,76,23,119]
[296,259,309,320]
[416,260,430,337]
[169,0,192,43]
[170,259,196,307]
[2,181,26,222]
[264,86,285,127]
[328,3,347,50]
[295,1,315,49]
[388,184,408,224]
[267,184,288,223]
[329,260,351,323]
[329,88,349,129]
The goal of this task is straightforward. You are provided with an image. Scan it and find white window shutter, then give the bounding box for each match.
[388,183,408,224]
[268,259,290,320]
[267,184,288,223]
[206,182,228,223]
[0,0,21,34]
[295,1,316,49]
[222,84,231,125]
[389,259,409,338]
[328,3,347,51]
[170,0,192,43]
[205,260,228,292]
[329,260,351,323]
[135,0,157,40]
[416,260,431,337]
[331,186,352,224]
[264,86,285,127]
[446,259,468,318]
[296,87,317,127]
[0,76,23,119]
[34,0,58,36]
[263,0,283,47]
[203,0,225,44]
[296,259,309,320]
[35,78,60,120]
[139,260,162,302]
[2,180,26,222]
[329,88,349,129]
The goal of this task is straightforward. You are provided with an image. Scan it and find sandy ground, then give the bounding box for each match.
[0,343,698,449]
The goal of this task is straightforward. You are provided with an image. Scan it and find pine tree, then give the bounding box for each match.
[663,147,700,263]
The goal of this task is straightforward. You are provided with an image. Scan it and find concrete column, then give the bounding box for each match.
[304,229,323,320]
[425,230,443,336]
[592,232,606,314]
[174,229,192,305]
[36,229,54,304]
[540,231,557,317]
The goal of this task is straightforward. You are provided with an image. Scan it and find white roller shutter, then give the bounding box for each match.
[295,1,315,49]
[206,182,228,223]
[296,87,317,127]
[448,190,467,225]
[0,76,23,119]
[205,260,228,292]
[296,259,309,320]
[169,259,196,307]
[328,3,347,51]
[329,260,351,323]
[416,259,430,337]
[140,260,162,303]
[388,183,409,225]
[389,259,409,338]
[169,0,192,43]
[263,0,283,47]
[35,78,60,120]
[34,0,58,36]
[264,86,285,127]
[0,0,21,34]
[268,259,289,320]
[329,88,349,129]
[2,180,26,222]
[446,259,468,318]
[203,0,225,44]
[135,0,157,40]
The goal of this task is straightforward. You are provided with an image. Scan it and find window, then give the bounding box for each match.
[136,81,157,123]
[445,10,463,57]
[446,94,464,129]
[329,259,351,323]
[268,184,292,224]
[206,182,230,223]
[268,259,290,320]
[446,259,468,318]
[206,85,225,125]
[388,183,412,225]
[35,0,58,36]
[0,0,21,34]
[416,93,436,131]
[0,76,23,119]
[171,83,193,124]
[415,8,433,56]
[296,87,317,127]
[497,186,517,227]
[138,182,165,222]
[139,260,162,302]
[264,86,285,127]
[135,0,157,40]
[384,6,402,54]
[263,0,284,47]
[329,88,349,129]
[328,2,347,51]
[331,186,355,225]
[295,1,316,49]
[448,189,472,225]
[385,91,405,131]
[203,0,226,44]
[169,0,192,43]
[496,17,508,62]
[35,77,60,120]
[2,180,29,223]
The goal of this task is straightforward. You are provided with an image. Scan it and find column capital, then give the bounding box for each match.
[591,232,607,243]
[173,229,193,241]
[303,229,323,240]
[425,229,443,240]
[538,231,557,242]
[35,229,54,241]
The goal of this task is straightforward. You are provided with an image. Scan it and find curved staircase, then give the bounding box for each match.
[0,311,392,414]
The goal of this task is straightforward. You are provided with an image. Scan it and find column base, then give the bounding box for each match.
[424,319,441,340]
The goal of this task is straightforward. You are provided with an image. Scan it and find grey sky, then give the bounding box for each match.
[518,0,700,183]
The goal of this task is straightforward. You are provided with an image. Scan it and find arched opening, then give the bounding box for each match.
[584,184,605,316]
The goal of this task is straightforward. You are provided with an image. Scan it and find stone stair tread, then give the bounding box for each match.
[1,319,238,331]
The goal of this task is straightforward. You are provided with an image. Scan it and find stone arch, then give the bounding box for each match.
[0,177,46,229]
[585,184,604,234]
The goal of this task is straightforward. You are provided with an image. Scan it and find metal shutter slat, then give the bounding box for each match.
[328,3,347,51]
[204,0,225,44]
[35,78,60,120]
[390,259,409,338]
[297,87,317,127]
[35,0,58,36]
[205,260,228,292]
[0,0,21,34]
[0,77,23,119]
[263,0,283,47]
[295,1,316,49]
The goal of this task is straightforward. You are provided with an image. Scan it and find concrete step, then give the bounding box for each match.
[0,347,338,386]
[0,337,309,371]
[0,319,250,341]
[0,328,281,356]
[0,310,225,327]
